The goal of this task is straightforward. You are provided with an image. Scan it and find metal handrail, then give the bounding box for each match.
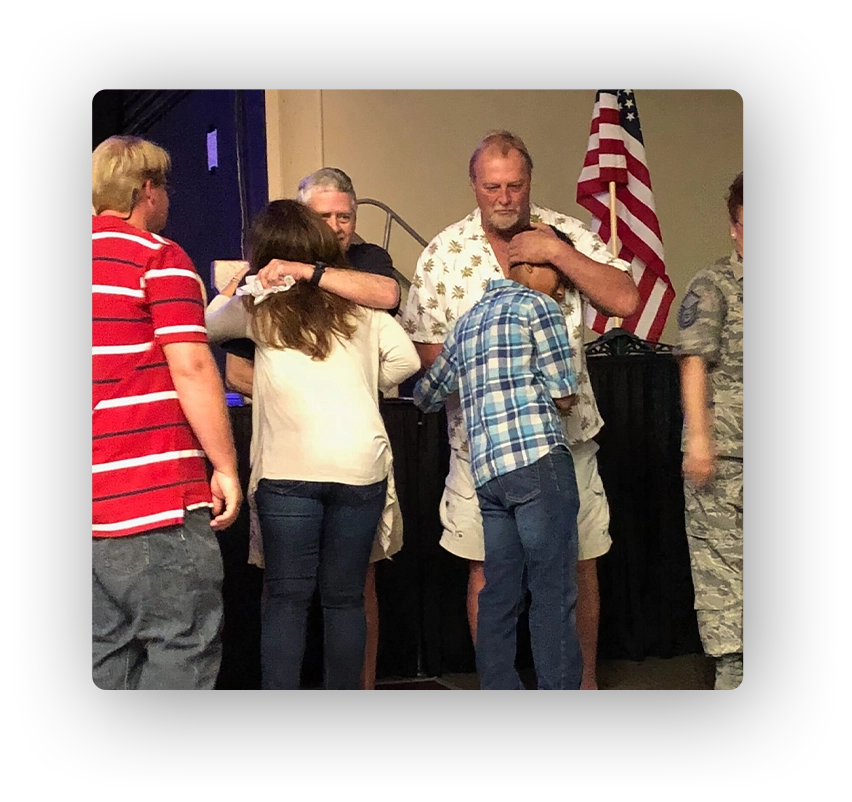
[356,198,429,290]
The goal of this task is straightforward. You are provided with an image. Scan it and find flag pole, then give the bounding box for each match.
[609,180,623,327]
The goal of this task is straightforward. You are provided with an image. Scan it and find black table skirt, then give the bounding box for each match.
[215,349,701,688]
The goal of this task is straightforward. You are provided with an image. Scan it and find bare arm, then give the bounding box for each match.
[162,341,242,530]
[553,395,578,413]
[217,263,250,299]
[225,353,254,398]
[411,339,457,414]
[257,259,399,310]
[679,355,714,488]
[508,223,640,319]
[413,341,444,372]
[317,267,399,310]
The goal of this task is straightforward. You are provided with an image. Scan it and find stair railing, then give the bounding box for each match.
[356,198,429,290]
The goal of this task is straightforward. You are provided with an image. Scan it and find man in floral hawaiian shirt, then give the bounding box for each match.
[400,130,639,688]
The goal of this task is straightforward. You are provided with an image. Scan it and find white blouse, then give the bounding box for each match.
[206,292,420,565]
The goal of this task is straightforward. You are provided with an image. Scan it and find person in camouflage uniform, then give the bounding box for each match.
[675,172,743,690]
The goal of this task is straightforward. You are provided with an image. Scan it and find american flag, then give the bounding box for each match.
[576,90,675,342]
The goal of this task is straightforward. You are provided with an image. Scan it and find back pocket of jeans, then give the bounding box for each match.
[94,535,149,575]
[499,461,541,504]
[257,478,309,497]
[348,480,387,502]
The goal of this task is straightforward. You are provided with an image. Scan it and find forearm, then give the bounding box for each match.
[317,267,399,310]
[217,278,241,299]
[163,342,238,474]
[259,259,400,310]
[553,394,577,412]
[551,244,639,319]
[217,264,249,299]
[414,341,444,372]
[412,348,455,413]
[225,353,254,397]
[679,356,711,446]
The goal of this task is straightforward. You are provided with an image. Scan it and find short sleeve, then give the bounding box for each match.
[400,236,452,343]
[674,270,724,362]
[562,223,631,273]
[351,243,396,279]
[349,243,401,316]
[145,243,208,345]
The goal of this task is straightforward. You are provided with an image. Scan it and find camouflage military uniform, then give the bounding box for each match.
[674,251,743,684]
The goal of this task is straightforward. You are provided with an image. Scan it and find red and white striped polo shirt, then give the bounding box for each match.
[92,216,213,537]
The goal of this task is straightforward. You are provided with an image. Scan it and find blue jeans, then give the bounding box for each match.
[475,446,582,690]
[92,508,224,690]
[255,477,386,690]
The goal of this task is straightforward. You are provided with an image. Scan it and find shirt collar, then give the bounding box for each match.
[485,277,516,292]
[730,249,743,281]
[463,203,546,239]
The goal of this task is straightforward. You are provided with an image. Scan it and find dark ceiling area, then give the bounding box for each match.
[92,90,193,149]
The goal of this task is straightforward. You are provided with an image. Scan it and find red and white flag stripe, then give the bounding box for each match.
[576,90,675,342]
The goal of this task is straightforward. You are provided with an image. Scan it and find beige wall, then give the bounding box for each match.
[265,90,742,344]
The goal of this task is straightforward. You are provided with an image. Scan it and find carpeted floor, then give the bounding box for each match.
[376,654,715,690]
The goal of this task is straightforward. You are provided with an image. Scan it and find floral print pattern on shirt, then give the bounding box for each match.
[400,204,631,449]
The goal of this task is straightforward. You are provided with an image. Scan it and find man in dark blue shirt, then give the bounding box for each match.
[221,167,400,377]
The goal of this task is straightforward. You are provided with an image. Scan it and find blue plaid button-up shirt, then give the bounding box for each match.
[414,279,577,488]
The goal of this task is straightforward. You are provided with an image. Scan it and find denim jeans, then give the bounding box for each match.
[92,508,224,690]
[475,446,582,690]
[255,477,387,690]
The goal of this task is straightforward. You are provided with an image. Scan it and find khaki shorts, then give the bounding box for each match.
[438,440,612,562]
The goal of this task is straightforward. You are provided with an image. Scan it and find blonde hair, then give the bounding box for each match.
[92,136,170,215]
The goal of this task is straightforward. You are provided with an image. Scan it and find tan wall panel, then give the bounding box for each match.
[267,90,742,344]
[264,90,323,202]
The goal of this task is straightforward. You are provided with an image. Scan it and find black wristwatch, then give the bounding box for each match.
[309,261,327,286]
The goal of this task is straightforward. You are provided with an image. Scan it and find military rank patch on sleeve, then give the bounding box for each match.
[678,289,700,329]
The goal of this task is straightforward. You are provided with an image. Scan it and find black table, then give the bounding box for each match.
[215,331,701,688]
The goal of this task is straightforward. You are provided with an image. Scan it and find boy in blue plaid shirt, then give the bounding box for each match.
[413,248,582,690]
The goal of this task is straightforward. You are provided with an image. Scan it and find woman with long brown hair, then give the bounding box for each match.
[206,199,420,689]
